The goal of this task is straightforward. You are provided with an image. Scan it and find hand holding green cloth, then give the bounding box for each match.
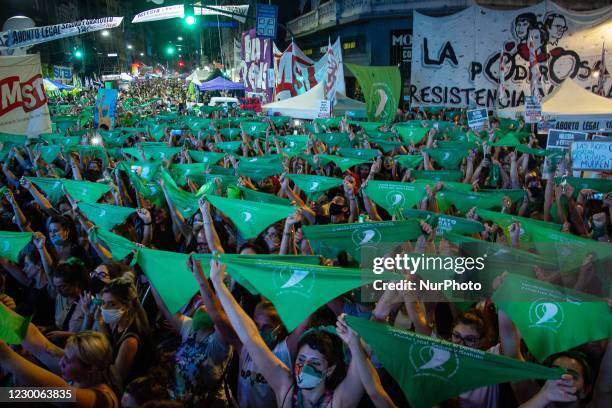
[554,177,612,197]
[149,124,167,141]
[89,227,138,260]
[317,154,371,172]
[26,177,65,204]
[188,150,225,164]
[61,179,112,203]
[402,208,484,236]
[437,190,516,213]
[0,231,33,263]
[0,304,31,345]
[241,121,269,135]
[315,132,353,148]
[492,132,521,147]
[337,148,381,160]
[394,125,429,145]
[215,141,243,153]
[220,257,399,331]
[170,163,209,186]
[270,116,290,126]
[422,147,469,169]
[357,121,385,132]
[475,208,560,244]
[369,138,403,153]
[143,146,182,161]
[493,274,612,361]
[288,174,343,200]
[116,160,162,182]
[314,117,342,129]
[33,144,61,164]
[236,161,284,182]
[161,170,204,219]
[77,202,136,231]
[239,187,291,205]
[303,219,423,261]
[219,128,242,139]
[117,167,164,207]
[281,135,308,149]
[345,316,564,408]
[394,155,424,169]
[363,180,428,213]
[411,169,463,182]
[206,195,295,239]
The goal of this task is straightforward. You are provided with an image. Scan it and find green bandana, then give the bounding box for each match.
[302,220,423,261]
[239,187,291,205]
[493,274,612,361]
[33,144,61,164]
[270,116,291,127]
[363,180,428,213]
[422,147,469,169]
[314,117,342,129]
[315,132,352,148]
[77,202,136,231]
[317,154,370,172]
[161,170,203,219]
[402,208,484,236]
[215,141,243,153]
[411,170,463,182]
[394,155,424,169]
[219,128,242,139]
[236,161,284,182]
[288,174,343,201]
[241,121,269,136]
[475,208,561,244]
[0,304,31,345]
[0,231,33,263]
[170,163,209,186]
[191,307,214,332]
[345,316,563,408]
[206,195,295,239]
[337,148,380,160]
[394,125,429,145]
[89,227,138,261]
[188,150,225,164]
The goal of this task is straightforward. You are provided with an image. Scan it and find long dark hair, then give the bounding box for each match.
[297,330,346,389]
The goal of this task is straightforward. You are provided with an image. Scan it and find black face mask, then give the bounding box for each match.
[329,203,347,216]
[89,277,106,294]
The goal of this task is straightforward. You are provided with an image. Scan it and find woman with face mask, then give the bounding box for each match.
[0,310,119,408]
[95,278,150,392]
[209,259,365,408]
[147,257,235,407]
[45,215,90,266]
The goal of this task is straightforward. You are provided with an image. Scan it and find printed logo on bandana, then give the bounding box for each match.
[351,228,382,246]
[309,182,320,191]
[370,82,395,122]
[442,152,451,161]
[2,241,11,252]
[529,300,565,332]
[409,344,459,381]
[273,267,315,297]
[98,210,107,217]
[385,191,405,208]
[242,211,253,222]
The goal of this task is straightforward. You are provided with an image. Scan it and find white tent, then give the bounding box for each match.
[262,82,365,119]
[186,68,210,85]
[498,79,612,131]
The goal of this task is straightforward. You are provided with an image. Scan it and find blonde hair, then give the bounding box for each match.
[64,331,113,385]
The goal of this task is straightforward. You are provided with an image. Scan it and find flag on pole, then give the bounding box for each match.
[324,37,338,107]
[597,42,607,96]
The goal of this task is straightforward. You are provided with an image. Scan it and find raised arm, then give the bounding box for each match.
[209,258,293,395]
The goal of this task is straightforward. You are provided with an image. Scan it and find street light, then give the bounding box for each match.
[166,46,175,55]
[127,44,133,50]
[74,49,83,59]
[140,52,144,56]
[101,30,109,37]
[177,36,183,41]
[184,1,196,26]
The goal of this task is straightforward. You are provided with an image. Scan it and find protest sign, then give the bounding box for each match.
[239,29,272,103]
[524,96,541,124]
[543,129,588,177]
[0,54,51,136]
[317,100,331,118]
[52,65,72,82]
[94,88,118,129]
[467,108,488,130]
[0,18,123,50]
[571,140,612,171]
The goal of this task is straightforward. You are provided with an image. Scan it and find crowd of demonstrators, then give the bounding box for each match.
[0,77,610,408]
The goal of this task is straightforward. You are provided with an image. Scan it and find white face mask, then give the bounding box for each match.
[101,308,124,325]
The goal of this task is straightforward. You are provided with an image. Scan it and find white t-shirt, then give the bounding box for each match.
[238,339,292,408]
[459,343,501,408]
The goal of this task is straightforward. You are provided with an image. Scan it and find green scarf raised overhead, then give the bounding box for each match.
[77,202,136,231]
[0,231,33,263]
[303,220,423,261]
[170,163,209,186]
[394,125,428,145]
[238,187,291,206]
[475,208,560,244]
[437,190,520,213]
[345,316,563,408]
[288,174,343,201]
[118,167,164,207]
[412,170,463,183]
[493,274,612,361]
[89,227,138,261]
[314,117,342,129]
[394,155,424,170]
[241,121,269,136]
[364,180,428,213]
[33,144,61,164]
[221,257,398,331]
[161,170,204,219]
[188,150,225,165]
[206,195,295,239]
[337,148,381,160]
[215,141,243,153]
[26,177,66,205]
[0,304,31,345]
[422,147,469,169]
[315,132,353,148]
[553,177,612,198]
[317,154,371,172]
[236,161,284,182]
[403,208,484,236]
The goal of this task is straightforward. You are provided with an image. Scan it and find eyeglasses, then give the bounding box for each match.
[452,331,480,346]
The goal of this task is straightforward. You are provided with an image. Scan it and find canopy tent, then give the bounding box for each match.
[43,78,74,91]
[204,68,228,82]
[262,82,366,119]
[120,72,134,82]
[197,77,244,92]
[498,79,612,131]
[186,68,210,85]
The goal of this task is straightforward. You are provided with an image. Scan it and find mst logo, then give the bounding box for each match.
[409,343,459,381]
[528,299,565,332]
[0,74,47,115]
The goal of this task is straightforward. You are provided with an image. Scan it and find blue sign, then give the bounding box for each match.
[94,88,118,130]
[256,3,278,39]
[467,108,488,130]
[201,21,238,28]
